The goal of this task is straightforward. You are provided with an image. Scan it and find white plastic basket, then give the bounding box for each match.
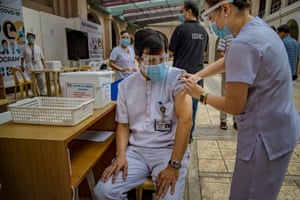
[8,97,94,126]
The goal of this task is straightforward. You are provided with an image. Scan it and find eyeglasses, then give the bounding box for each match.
[201,0,233,24]
[142,54,167,65]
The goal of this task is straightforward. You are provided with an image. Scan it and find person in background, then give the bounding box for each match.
[1,39,9,54]
[20,32,46,96]
[169,0,208,142]
[216,34,237,130]
[183,0,300,199]
[93,28,192,200]
[270,25,276,32]
[109,30,137,81]
[277,24,300,81]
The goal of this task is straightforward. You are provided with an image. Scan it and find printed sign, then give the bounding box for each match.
[79,19,103,61]
[0,0,25,87]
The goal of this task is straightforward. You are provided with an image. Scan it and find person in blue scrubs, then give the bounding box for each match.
[183,0,300,199]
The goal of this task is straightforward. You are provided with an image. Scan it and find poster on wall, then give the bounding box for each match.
[79,18,103,62]
[0,0,25,87]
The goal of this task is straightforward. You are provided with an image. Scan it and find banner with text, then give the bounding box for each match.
[0,0,25,87]
[80,18,103,61]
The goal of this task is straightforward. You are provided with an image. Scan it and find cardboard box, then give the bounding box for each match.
[60,71,114,108]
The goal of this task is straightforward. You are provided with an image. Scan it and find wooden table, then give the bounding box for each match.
[0,103,116,200]
[31,67,79,96]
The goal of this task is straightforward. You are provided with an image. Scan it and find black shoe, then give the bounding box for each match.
[220,122,228,130]
[233,122,238,130]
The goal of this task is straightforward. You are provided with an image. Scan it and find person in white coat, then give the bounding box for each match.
[20,32,46,96]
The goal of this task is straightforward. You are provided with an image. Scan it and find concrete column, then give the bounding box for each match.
[265,0,271,16]
[282,0,287,8]
[77,0,87,19]
[103,15,113,59]
[250,0,259,16]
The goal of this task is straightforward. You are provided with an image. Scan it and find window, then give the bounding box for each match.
[270,0,281,14]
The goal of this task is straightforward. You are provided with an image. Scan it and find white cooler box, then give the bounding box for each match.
[45,60,62,69]
[60,71,114,109]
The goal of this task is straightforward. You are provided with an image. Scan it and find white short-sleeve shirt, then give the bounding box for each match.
[116,66,185,148]
[110,45,135,80]
[21,44,44,72]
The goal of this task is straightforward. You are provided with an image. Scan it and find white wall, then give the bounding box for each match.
[22,7,77,67]
[39,12,72,66]
[22,7,43,50]
[22,7,103,67]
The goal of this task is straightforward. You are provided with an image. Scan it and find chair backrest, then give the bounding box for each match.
[88,61,100,71]
[79,65,92,71]
[9,67,30,84]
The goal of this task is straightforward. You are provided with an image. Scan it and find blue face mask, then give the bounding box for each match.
[211,22,231,39]
[27,38,35,44]
[145,62,167,82]
[178,14,185,24]
[121,38,130,47]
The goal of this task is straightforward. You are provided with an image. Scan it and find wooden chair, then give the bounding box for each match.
[0,73,8,112]
[135,177,155,200]
[9,66,32,100]
[79,65,92,71]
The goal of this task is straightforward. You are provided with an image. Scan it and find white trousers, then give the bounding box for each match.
[31,72,46,96]
[93,146,189,200]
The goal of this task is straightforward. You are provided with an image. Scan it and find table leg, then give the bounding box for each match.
[30,72,38,96]
[53,72,60,96]
[45,72,51,96]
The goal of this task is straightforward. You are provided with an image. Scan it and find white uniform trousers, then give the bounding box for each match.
[93,146,189,200]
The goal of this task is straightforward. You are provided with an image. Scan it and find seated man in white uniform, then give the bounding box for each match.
[93,29,192,200]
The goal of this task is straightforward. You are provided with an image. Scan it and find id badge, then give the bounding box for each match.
[154,119,172,132]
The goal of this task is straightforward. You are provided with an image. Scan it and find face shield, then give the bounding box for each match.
[201,0,233,30]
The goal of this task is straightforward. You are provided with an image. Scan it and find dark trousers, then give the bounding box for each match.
[190,80,203,141]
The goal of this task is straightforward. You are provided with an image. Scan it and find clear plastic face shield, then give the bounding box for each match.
[141,54,168,65]
[201,0,233,29]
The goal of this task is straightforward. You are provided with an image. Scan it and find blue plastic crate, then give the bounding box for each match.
[111,79,123,101]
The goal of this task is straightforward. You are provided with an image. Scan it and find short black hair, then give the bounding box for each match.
[120,30,128,35]
[1,39,7,45]
[134,29,168,57]
[277,24,290,33]
[26,32,36,38]
[184,1,199,18]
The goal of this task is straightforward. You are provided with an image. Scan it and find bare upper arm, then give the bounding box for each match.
[174,90,192,121]
[225,82,248,114]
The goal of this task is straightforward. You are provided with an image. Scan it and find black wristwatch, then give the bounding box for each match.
[199,92,208,105]
[168,160,181,169]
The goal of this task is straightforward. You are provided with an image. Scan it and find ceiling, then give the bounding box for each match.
[87,0,186,26]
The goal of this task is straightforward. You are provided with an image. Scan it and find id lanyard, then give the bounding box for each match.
[154,65,172,132]
[31,45,36,64]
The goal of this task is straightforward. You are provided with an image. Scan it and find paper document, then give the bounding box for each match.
[76,130,113,142]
